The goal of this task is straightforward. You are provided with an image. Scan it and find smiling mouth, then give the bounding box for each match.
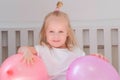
[53,40,60,42]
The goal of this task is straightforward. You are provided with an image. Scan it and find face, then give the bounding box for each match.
[46,18,68,48]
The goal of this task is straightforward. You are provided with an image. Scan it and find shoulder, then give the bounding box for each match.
[34,45,50,56]
[35,45,49,51]
[35,45,44,49]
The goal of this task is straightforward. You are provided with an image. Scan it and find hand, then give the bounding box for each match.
[90,53,109,62]
[18,46,35,64]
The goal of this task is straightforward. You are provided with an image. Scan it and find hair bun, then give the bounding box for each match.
[57,1,63,8]
[55,1,63,11]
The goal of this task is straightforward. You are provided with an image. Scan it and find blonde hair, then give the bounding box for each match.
[39,11,78,50]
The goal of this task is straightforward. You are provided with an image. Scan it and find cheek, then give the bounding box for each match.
[46,33,51,42]
[45,32,48,41]
[61,35,68,42]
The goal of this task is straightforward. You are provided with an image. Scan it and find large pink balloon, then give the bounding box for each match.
[67,55,120,80]
[0,54,48,80]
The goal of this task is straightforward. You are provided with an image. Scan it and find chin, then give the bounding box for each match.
[53,45,66,48]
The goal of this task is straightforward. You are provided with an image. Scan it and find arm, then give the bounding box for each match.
[27,47,37,55]
[18,46,37,55]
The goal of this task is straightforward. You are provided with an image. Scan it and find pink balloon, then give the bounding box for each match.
[67,55,120,80]
[0,54,48,80]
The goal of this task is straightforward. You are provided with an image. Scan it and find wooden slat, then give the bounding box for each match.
[104,27,112,63]
[0,30,2,64]
[89,28,97,54]
[75,28,84,50]
[20,29,28,46]
[83,29,90,54]
[118,28,120,73]
[1,31,8,63]
[8,29,16,56]
[33,28,40,45]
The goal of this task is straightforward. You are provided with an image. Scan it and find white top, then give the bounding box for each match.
[35,45,85,80]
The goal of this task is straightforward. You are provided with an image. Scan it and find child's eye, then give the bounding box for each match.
[59,31,64,33]
[49,31,54,33]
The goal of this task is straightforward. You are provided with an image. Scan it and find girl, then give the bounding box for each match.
[18,10,85,80]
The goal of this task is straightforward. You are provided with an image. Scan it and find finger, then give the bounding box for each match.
[93,54,109,62]
[26,56,35,65]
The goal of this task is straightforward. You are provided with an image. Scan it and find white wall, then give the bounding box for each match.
[0,0,120,23]
[63,0,120,20]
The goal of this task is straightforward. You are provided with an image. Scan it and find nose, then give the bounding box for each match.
[53,32,59,38]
